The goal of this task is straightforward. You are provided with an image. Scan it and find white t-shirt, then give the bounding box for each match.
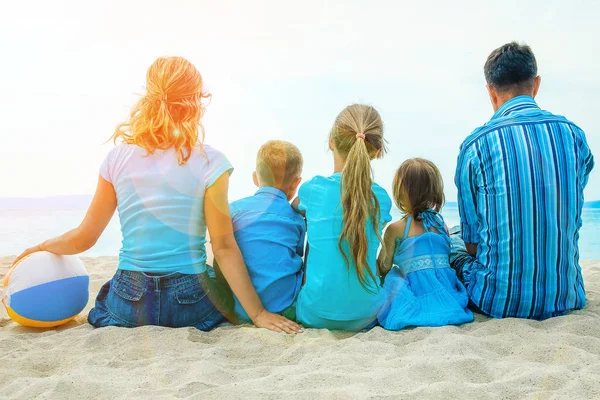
[100,143,232,274]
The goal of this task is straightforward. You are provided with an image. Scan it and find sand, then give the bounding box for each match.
[1,257,600,400]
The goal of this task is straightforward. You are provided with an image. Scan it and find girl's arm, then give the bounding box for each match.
[12,176,117,265]
[377,221,403,278]
[205,172,303,334]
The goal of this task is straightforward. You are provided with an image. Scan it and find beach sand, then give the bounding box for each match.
[1,257,600,399]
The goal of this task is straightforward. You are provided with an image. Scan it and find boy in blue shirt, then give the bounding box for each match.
[228,140,305,322]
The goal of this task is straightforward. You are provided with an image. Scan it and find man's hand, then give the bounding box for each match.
[466,243,478,257]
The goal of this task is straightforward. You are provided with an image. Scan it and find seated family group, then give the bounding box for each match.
[15,42,595,334]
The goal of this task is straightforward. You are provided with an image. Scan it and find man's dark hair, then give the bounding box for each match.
[484,42,537,93]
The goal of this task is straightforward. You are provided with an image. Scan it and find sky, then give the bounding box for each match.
[0,0,598,202]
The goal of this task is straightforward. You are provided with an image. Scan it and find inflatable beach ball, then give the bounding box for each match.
[2,252,89,328]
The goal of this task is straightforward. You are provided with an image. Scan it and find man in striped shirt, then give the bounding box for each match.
[451,42,595,320]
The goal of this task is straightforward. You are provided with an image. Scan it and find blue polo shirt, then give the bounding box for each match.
[230,187,306,321]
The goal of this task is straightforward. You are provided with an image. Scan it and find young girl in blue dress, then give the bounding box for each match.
[377,158,473,330]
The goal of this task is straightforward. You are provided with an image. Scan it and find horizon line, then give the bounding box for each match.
[0,194,599,205]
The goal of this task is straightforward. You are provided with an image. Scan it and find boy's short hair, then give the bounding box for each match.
[256,140,303,189]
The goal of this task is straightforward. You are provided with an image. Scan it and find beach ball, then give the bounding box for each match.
[2,252,89,328]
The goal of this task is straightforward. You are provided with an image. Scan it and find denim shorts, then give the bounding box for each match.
[88,268,233,331]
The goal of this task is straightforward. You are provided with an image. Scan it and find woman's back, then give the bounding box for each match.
[101,143,232,274]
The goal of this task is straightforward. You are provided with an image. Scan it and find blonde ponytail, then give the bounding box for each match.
[331,104,386,292]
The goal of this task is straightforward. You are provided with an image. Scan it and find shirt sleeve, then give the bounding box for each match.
[379,190,393,225]
[579,132,595,189]
[204,147,234,189]
[297,180,313,212]
[99,148,115,183]
[455,144,481,244]
[229,201,239,221]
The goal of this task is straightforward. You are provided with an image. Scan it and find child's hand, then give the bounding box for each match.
[253,310,304,334]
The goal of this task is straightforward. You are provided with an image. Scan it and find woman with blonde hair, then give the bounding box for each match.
[293,104,392,330]
[13,57,301,333]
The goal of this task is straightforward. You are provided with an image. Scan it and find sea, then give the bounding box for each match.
[1,206,599,260]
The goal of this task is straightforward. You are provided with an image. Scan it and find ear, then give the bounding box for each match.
[286,175,302,200]
[252,171,259,187]
[532,76,541,98]
[486,84,499,112]
[291,175,302,193]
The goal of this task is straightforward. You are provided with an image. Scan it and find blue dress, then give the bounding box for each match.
[378,210,474,330]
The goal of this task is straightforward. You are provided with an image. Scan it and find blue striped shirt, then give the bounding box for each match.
[455,95,595,319]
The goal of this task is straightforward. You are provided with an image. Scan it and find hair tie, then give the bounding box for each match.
[161,93,168,103]
[356,132,365,140]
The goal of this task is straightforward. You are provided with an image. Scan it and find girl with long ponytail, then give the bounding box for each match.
[293,104,392,331]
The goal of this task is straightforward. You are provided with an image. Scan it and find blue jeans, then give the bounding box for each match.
[88,268,231,331]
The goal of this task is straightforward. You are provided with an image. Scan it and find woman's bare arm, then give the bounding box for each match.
[205,172,303,334]
[12,176,117,265]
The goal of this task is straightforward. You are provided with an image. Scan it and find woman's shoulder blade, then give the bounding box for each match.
[190,144,231,166]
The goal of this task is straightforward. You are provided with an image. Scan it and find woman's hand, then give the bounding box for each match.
[252,309,304,334]
[12,243,45,267]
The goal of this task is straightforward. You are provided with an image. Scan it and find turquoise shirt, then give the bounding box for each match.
[230,187,306,321]
[100,143,233,275]
[296,173,392,326]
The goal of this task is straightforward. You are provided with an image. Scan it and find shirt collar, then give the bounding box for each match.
[491,95,540,120]
[255,186,288,200]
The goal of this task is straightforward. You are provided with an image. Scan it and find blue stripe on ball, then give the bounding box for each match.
[10,276,90,322]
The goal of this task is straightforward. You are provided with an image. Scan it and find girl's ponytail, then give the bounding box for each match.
[331,104,386,292]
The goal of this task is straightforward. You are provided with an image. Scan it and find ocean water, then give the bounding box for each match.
[0,207,599,260]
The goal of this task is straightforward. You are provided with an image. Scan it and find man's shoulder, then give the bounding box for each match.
[460,109,583,153]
